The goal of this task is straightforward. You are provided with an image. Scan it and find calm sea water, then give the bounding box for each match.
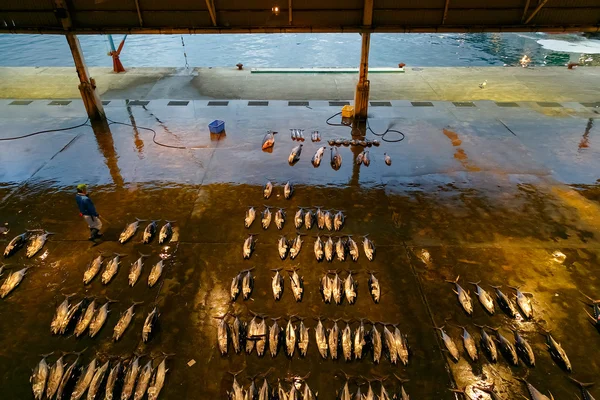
[0,32,599,68]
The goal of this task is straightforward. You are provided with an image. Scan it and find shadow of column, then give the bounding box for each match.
[90,118,124,188]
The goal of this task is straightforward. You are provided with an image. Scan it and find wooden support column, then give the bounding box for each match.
[354,32,371,120]
[65,33,105,121]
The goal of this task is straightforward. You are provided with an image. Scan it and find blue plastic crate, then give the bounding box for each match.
[209,120,225,134]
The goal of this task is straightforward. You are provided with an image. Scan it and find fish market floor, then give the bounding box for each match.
[0,99,600,399]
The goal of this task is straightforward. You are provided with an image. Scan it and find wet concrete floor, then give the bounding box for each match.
[0,99,599,399]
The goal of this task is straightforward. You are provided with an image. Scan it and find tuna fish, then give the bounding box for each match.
[87,360,109,400]
[243,234,257,259]
[288,267,303,302]
[394,326,410,366]
[84,254,104,284]
[294,208,304,229]
[510,285,533,319]
[568,377,596,400]
[246,315,258,354]
[324,210,333,231]
[275,208,286,230]
[446,276,473,315]
[4,231,33,258]
[60,299,83,334]
[216,315,229,356]
[470,281,495,315]
[133,360,153,400]
[26,231,54,258]
[303,382,317,400]
[142,220,159,244]
[332,272,344,305]
[475,324,498,362]
[228,371,244,400]
[262,130,277,150]
[316,207,326,230]
[158,221,175,244]
[269,318,281,357]
[284,181,294,199]
[242,268,254,300]
[330,147,342,170]
[142,307,159,342]
[271,268,284,301]
[71,357,96,400]
[513,329,535,367]
[580,291,600,327]
[56,356,79,400]
[313,235,324,261]
[324,235,334,262]
[278,236,289,260]
[261,206,272,229]
[434,325,460,362]
[384,153,392,166]
[298,319,310,357]
[335,237,346,261]
[289,233,304,260]
[147,357,168,400]
[286,317,297,357]
[121,357,141,400]
[354,319,366,360]
[338,381,351,400]
[75,299,96,337]
[334,211,345,231]
[230,272,241,301]
[315,317,328,359]
[263,181,273,199]
[368,272,380,304]
[457,325,478,362]
[102,253,127,285]
[320,273,332,304]
[231,314,245,354]
[31,353,51,400]
[245,207,256,228]
[342,321,353,361]
[328,320,340,360]
[356,151,364,165]
[304,209,314,230]
[148,260,164,287]
[344,271,357,304]
[517,378,554,400]
[383,325,398,364]
[347,236,359,261]
[288,144,303,165]
[311,146,326,167]
[543,331,571,372]
[129,253,149,287]
[277,381,289,400]
[46,353,66,399]
[362,235,375,261]
[256,319,271,356]
[0,266,29,298]
[119,219,145,244]
[113,301,143,341]
[51,293,73,335]
[89,299,115,338]
[491,285,519,318]
[371,323,382,364]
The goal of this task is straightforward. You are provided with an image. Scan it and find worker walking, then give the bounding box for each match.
[76,184,103,241]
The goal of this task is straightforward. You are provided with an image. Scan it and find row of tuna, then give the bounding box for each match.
[3,229,53,258]
[327,137,380,148]
[230,268,380,304]
[83,253,165,287]
[435,322,572,371]
[31,352,169,400]
[262,181,294,200]
[288,144,391,169]
[50,294,159,342]
[245,206,346,232]
[0,264,29,298]
[217,313,410,365]
[118,219,174,245]
[228,371,318,400]
[243,233,374,261]
[447,276,534,319]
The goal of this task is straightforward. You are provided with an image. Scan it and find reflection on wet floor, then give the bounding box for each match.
[0,103,599,399]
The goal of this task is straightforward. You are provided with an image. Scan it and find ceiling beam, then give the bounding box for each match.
[134,0,144,27]
[363,0,373,26]
[205,0,217,27]
[52,0,72,30]
[521,0,531,23]
[289,0,293,25]
[524,0,549,24]
[442,0,451,25]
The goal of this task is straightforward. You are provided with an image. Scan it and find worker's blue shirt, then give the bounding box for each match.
[76,194,98,217]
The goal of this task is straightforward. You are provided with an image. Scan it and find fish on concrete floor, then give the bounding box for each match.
[102,253,127,285]
[368,271,380,304]
[509,285,534,319]
[26,231,54,258]
[128,253,149,287]
[475,324,498,362]
[261,206,272,230]
[243,234,257,259]
[271,268,284,301]
[288,144,303,165]
[384,153,392,166]
[31,353,51,400]
[113,301,144,341]
[284,181,294,199]
[362,235,375,261]
[3,231,35,258]
[434,324,460,362]
[491,285,519,318]
[446,275,473,315]
[0,266,29,298]
[275,208,286,230]
[262,130,277,150]
[142,220,159,244]
[119,218,146,244]
[83,254,104,285]
[288,267,304,302]
[264,181,273,199]
[470,281,495,315]
[311,146,326,167]
[148,260,164,288]
[142,307,159,342]
[330,147,342,170]
[245,206,256,228]
[159,220,175,244]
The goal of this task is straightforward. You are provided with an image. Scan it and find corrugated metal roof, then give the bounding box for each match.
[0,0,598,34]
